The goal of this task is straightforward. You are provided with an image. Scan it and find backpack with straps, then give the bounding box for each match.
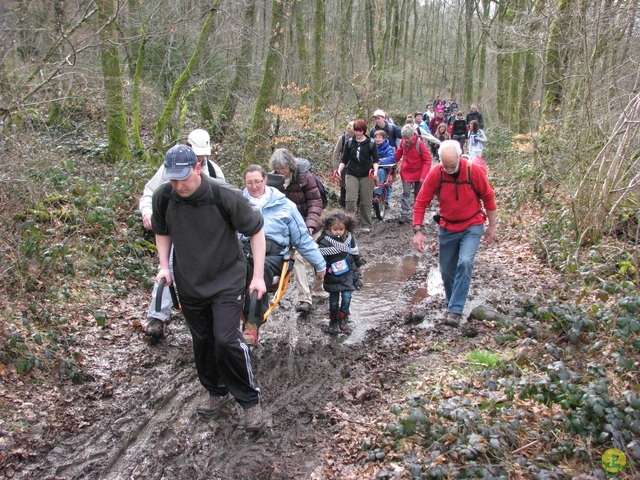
[346,136,375,151]
[157,178,230,225]
[435,157,485,224]
[206,160,218,179]
[296,158,328,209]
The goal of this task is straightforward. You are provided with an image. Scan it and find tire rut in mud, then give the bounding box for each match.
[23,326,369,479]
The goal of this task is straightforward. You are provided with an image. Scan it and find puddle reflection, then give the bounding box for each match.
[345,256,443,343]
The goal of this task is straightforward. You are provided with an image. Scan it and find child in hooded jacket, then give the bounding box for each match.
[317,210,363,334]
[373,130,396,202]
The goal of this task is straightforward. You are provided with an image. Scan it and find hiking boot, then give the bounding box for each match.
[338,312,350,332]
[361,227,371,234]
[196,394,229,416]
[147,318,164,338]
[296,302,312,313]
[243,322,259,345]
[443,312,461,328]
[399,216,409,225]
[328,314,340,334]
[244,402,264,432]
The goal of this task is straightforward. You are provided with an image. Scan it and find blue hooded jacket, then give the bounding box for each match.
[242,186,326,272]
[377,139,396,166]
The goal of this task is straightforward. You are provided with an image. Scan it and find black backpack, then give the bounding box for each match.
[313,173,328,209]
[157,178,230,224]
[296,158,328,209]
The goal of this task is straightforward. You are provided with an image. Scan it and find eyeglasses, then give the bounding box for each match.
[245,179,265,187]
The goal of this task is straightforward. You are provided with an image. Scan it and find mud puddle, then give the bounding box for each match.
[347,255,438,343]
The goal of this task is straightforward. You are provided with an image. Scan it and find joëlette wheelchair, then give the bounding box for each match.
[154,246,296,346]
[242,171,296,345]
[242,246,296,345]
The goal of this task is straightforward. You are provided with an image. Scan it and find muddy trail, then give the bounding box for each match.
[15,196,553,480]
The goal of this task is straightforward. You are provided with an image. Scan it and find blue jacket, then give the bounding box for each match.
[377,140,395,166]
[242,186,326,272]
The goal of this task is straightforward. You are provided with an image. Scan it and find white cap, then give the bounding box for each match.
[373,109,386,118]
[187,129,211,156]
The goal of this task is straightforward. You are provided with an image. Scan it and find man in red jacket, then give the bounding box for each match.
[395,124,432,224]
[412,140,497,327]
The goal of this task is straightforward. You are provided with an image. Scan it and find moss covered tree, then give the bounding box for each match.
[97,0,130,162]
[242,0,287,163]
[152,1,220,154]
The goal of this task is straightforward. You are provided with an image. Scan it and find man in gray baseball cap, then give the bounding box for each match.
[162,144,198,180]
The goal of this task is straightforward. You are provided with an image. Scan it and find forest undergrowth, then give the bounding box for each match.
[0,119,638,478]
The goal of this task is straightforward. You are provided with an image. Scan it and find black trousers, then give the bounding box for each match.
[181,293,260,409]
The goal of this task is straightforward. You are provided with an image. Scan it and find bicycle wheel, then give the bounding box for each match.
[378,191,387,220]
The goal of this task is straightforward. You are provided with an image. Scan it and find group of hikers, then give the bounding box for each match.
[138,101,496,432]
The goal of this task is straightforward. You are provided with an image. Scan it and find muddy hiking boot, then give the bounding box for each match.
[196,394,229,416]
[146,318,164,338]
[244,402,264,432]
[243,322,259,345]
[443,312,461,328]
[296,302,312,313]
[338,312,350,332]
[328,314,340,334]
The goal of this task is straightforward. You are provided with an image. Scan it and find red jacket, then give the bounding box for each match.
[394,134,432,183]
[413,157,496,232]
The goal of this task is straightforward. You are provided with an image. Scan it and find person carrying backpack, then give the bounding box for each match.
[412,140,497,329]
[333,122,354,208]
[450,111,468,151]
[395,124,432,224]
[338,119,379,233]
[269,149,328,312]
[151,145,267,431]
[139,129,225,339]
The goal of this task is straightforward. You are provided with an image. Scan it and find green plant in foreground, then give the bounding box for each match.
[467,350,504,369]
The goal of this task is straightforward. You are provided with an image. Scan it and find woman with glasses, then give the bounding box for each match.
[337,119,379,233]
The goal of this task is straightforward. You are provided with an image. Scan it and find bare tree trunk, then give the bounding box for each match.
[401,0,415,100]
[312,0,325,108]
[508,50,521,130]
[243,0,287,163]
[543,0,572,119]
[219,0,256,138]
[365,0,376,74]
[462,0,474,105]
[451,8,464,100]
[339,0,354,82]
[495,0,511,124]
[132,24,146,154]
[293,0,310,105]
[97,0,130,162]
[476,0,491,104]
[46,0,65,127]
[152,2,220,153]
